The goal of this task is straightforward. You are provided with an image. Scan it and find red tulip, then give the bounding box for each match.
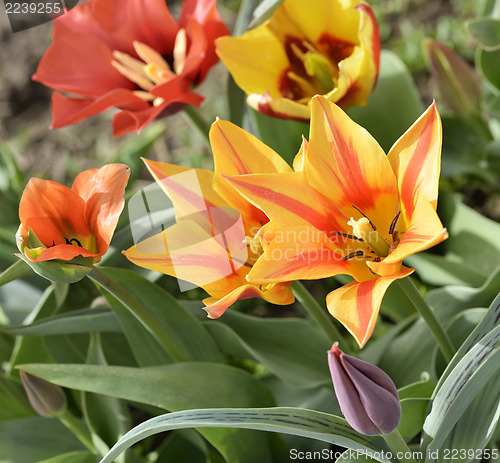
[33,0,229,136]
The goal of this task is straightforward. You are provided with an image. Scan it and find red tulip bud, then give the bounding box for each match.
[328,342,401,436]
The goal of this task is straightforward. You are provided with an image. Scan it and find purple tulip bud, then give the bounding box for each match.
[19,370,66,417]
[328,342,401,436]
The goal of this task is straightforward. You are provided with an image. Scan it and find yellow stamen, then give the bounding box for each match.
[348,217,390,257]
[287,71,322,97]
[173,28,187,74]
[133,41,170,72]
[133,90,155,101]
[244,235,263,256]
[111,59,154,91]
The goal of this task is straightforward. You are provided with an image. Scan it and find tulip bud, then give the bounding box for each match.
[423,39,482,117]
[19,370,67,417]
[328,342,401,436]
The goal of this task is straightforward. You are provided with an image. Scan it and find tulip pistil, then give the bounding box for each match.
[348,217,390,258]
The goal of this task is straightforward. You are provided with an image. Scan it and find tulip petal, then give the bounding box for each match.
[387,101,442,223]
[19,178,90,249]
[306,96,399,232]
[32,31,130,96]
[215,27,289,97]
[326,267,414,347]
[341,355,401,434]
[210,119,292,225]
[203,281,294,318]
[247,93,311,122]
[72,164,130,258]
[50,90,147,130]
[368,197,448,276]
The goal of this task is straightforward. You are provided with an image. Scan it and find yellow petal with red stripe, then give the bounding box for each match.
[387,101,442,225]
[306,95,399,231]
[326,266,414,347]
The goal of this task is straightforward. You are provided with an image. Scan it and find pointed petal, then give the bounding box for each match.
[50,90,147,130]
[72,164,130,257]
[326,267,414,347]
[210,119,291,224]
[124,217,248,287]
[387,101,442,223]
[142,159,227,221]
[203,281,294,318]
[224,171,346,234]
[19,178,90,249]
[368,198,448,276]
[306,96,399,232]
[215,27,289,97]
[292,136,308,172]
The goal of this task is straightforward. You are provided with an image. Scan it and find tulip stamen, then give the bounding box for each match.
[173,29,187,74]
[64,238,83,247]
[342,250,365,262]
[348,217,390,258]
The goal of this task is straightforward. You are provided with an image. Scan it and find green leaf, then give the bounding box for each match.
[0,417,86,462]
[0,259,33,287]
[233,0,261,35]
[477,47,500,91]
[248,0,285,28]
[1,307,121,336]
[92,267,222,366]
[18,362,277,463]
[250,107,309,166]
[205,311,331,388]
[38,451,97,463]
[467,18,500,50]
[97,408,392,463]
[348,50,424,152]
[437,193,500,282]
[422,323,500,458]
[0,371,35,421]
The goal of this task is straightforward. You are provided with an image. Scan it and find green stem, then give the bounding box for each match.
[87,267,187,362]
[291,281,353,354]
[59,410,95,453]
[182,105,211,146]
[382,429,417,463]
[397,277,455,363]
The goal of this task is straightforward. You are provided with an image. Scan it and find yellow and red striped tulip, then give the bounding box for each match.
[123,120,294,318]
[224,96,448,347]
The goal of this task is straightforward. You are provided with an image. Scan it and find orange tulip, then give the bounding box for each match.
[124,120,294,318]
[17,164,129,282]
[224,96,448,347]
[216,0,380,121]
[32,0,229,136]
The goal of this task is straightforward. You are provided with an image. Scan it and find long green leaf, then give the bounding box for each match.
[98,408,392,463]
[422,324,500,458]
[18,362,276,463]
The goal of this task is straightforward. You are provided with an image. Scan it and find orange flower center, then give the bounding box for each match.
[111,30,187,106]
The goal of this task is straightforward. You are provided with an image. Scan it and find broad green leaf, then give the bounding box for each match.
[234,0,261,35]
[467,18,500,50]
[0,279,43,326]
[205,311,331,388]
[91,268,222,366]
[18,362,277,463]
[422,324,500,458]
[0,416,86,462]
[348,50,424,152]
[1,307,121,336]
[97,408,391,463]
